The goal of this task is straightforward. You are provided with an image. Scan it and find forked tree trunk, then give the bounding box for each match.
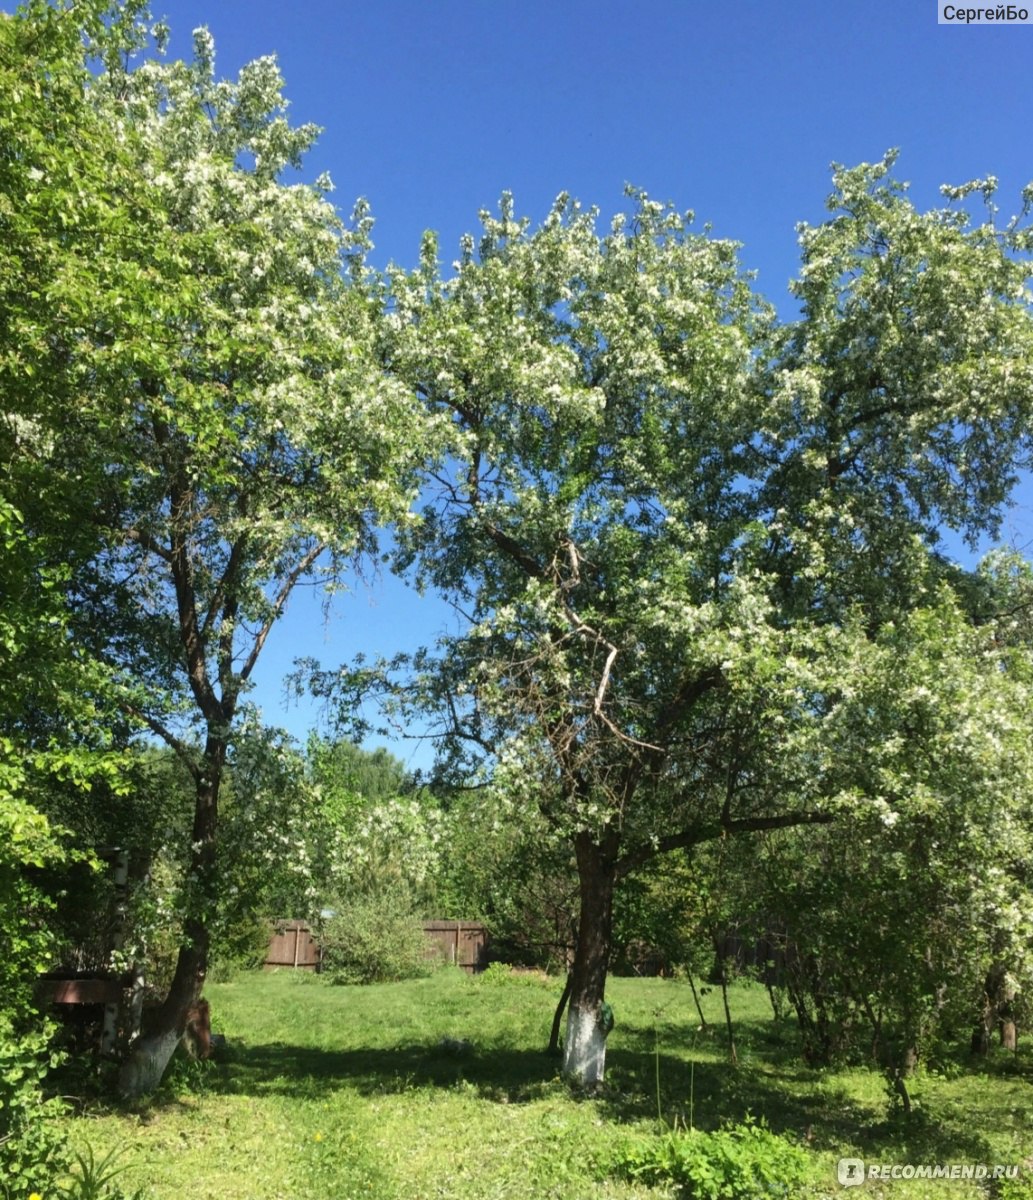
[118,926,207,1096]
[562,832,618,1086]
[119,748,222,1097]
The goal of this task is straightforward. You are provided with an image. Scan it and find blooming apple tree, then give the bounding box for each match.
[50,24,429,1095]
[369,160,1033,1084]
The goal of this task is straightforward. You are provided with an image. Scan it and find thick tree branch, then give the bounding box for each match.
[481,520,548,581]
[618,664,726,802]
[119,701,201,781]
[615,806,833,878]
[200,534,247,640]
[123,525,173,562]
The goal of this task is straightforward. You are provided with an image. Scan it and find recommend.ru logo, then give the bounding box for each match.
[838,1159,1021,1186]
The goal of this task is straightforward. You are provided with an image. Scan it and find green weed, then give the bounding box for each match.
[57,1145,146,1200]
[612,1116,811,1198]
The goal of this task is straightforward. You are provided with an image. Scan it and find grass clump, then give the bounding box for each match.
[56,1145,147,1200]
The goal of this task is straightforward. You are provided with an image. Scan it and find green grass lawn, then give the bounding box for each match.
[59,969,1033,1199]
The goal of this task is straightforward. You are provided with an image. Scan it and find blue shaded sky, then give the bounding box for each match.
[147,0,1033,766]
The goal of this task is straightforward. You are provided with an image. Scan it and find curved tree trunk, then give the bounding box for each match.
[687,970,709,1030]
[117,925,208,1096]
[548,973,573,1056]
[562,832,617,1086]
[119,744,222,1097]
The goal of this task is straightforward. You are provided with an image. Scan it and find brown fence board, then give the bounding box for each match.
[422,921,488,972]
[265,920,321,971]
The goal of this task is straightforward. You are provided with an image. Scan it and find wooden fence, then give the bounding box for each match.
[263,919,489,973]
[265,920,322,971]
[422,921,489,973]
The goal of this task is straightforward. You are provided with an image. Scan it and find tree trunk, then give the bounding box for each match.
[548,973,573,1056]
[971,963,1018,1055]
[713,943,738,1066]
[117,927,207,1096]
[890,1068,912,1116]
[562,832,617,1086]
[119,745,222,1097]
[686,970,709,1030]
[971,979,994,1055]
[996,967,1018,1051]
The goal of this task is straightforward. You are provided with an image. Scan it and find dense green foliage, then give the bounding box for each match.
[0,1,148,1188]
[320,887,432,985]
[613,1119,810,1199]
[0,799,70,1198]
[758,594,1033,1073]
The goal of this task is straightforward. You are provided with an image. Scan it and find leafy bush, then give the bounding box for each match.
[320,887,433,985]
[208,908,273,982]
[474,962,553,988]
[0,1021,67,1200]
[998,1172,1033,1200]
[474,960,516,985]
[0,798,71,1199]
[612,1117,809,1199]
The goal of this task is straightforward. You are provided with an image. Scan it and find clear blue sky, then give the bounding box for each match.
[147,0,1033,767]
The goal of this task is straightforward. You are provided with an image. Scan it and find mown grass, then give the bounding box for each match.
[57,969,1033,1199]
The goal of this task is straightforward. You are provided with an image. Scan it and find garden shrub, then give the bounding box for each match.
[474,962,553,987]
[0,798,72,1199]
[0,1020,67,1200]
[320,886,433,985]
[612,1117,809,1199]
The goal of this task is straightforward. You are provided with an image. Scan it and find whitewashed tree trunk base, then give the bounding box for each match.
[100,1001,119,1057]
[126,969,146,1043]
[562,1003,607,1086]
[118,1027,181,1098]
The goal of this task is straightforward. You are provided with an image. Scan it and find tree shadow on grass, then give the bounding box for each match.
[604,1051,993,1152]
[208,1036,567,1106]
[190,1032,1001,1167]
[602,1024,1002,1166]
